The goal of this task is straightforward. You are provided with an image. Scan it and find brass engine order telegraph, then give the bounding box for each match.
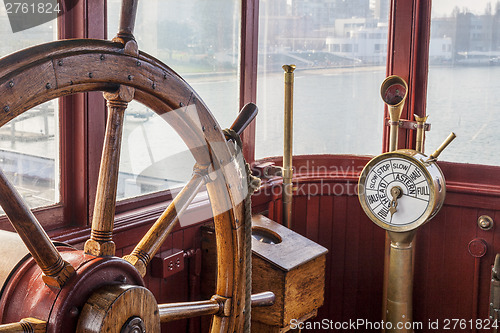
[358,75,455,332]
[358,149,447,232]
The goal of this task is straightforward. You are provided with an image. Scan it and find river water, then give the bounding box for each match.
[0,65,499,207]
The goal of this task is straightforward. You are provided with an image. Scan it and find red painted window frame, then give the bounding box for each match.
[1,0,495,235]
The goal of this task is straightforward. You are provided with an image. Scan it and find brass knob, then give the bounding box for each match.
[478,215,494,231]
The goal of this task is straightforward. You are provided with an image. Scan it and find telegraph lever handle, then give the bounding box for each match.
[230,103,258,135]
[428,132,456,161]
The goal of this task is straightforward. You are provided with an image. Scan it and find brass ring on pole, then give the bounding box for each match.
[414,115,428,153]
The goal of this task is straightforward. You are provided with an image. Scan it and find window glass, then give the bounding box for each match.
[427,1,500,164]
[107,0,241,199]
[0,8,59,210]
[256,0,390,159]
[116,104,195,200]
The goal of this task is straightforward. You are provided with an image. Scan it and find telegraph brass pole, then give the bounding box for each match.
[414,115,428,153]
[282,64,295,229]
[381,76,414,333]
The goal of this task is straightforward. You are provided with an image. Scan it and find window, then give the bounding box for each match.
[256,0,390,159]
[427,0,500,165]
[0,7,58,210]
[107,0,241,199]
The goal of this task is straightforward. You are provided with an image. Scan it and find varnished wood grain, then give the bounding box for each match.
[85,87,133,257]
[0,318,46,333]
[0,169,75,288]
[116,0,139,42]
[76,284,159,333]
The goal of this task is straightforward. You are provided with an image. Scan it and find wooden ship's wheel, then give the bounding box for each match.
[0,0,272,332]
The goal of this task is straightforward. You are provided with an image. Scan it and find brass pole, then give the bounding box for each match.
[282,64,295,229]
[380,76,415,332]
[414,115,428,154]
[386,231,416,333]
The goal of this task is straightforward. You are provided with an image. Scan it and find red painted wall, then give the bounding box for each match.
[255,155,500,333]
[50,154,500,332]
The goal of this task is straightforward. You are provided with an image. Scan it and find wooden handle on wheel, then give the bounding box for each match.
[230,103,258,135]
[0,170,75,288]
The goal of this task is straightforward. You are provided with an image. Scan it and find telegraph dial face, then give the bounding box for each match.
[358,150,445,232]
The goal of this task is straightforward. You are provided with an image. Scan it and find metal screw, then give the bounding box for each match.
[179,102,184,107]
[163,73,167,79]
[152,83,156,90]
[478,215,494,231]
[3,106,10,113]
[46,83,51,89]
[58,60,63,66]
[214,125,217,130]
[89,72,93,78]
[115,275,127,283]
[69,307,79,317]
[100,54,105,60]
[202,126,206,132]
[136,61,141,66]
[8,81,14,88]
[128,75,132,80]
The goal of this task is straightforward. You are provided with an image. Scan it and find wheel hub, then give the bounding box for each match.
[76,284,159,333]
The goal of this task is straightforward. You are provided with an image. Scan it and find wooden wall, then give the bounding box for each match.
[256,155,500,333]
[50,154,500,332]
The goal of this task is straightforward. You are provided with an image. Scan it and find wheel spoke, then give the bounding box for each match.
[0,169,75,288]
[84,86,133,257]
[158,292,275,323]
[123,172,204,276]
[116,0,139,42]
[0,318,46,333]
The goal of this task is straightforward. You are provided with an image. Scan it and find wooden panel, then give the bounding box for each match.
[41,154,500,332]
[283,256,326,325]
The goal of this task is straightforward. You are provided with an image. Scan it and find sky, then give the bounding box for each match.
[431,0,499,17]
